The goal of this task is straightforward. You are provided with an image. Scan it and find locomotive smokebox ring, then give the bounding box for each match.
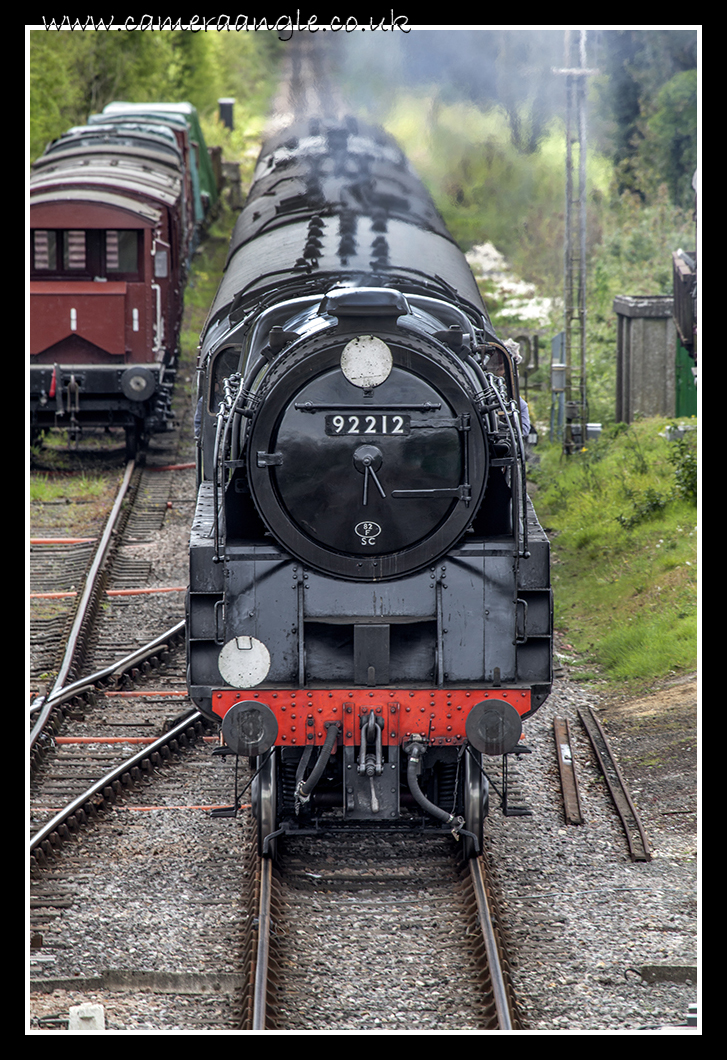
[221,700,278,757]
[466,699,523,756]
[120,366,156,402]
[246,330,489,581]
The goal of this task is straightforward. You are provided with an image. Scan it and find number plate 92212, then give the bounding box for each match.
[325,413,410,436]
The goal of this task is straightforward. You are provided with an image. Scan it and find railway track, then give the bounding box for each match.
[28,432,249,1023]
[29,440,204,841]
[29,485,200,864]
[240,831,521,1031]
[31,454,192,701]
[30,457,137,735]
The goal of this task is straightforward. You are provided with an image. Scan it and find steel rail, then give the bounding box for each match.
[469,856,514,1030]
[29,707,202,856]
[28,620,186,720]
[578,706,652,862]
[29,458,137,746]
[252,855,274,1030]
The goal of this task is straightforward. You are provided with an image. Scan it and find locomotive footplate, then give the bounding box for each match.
[210,687,532,749]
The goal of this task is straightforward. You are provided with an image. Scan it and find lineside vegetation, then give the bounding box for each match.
[531,419,697,689]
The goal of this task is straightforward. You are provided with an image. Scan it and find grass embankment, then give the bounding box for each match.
[531,417,698,692]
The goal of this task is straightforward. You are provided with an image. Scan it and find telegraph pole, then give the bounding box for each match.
[555,30,596,454]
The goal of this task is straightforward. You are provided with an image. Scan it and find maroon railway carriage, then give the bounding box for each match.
[29,121,191,455]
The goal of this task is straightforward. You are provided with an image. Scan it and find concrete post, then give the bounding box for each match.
[613,295,676,422]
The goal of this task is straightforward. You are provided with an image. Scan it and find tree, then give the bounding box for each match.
[29,30,283,163]
[592,29,698,206]
[640,70,698,209]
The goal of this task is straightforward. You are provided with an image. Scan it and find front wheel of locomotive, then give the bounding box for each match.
[251,749,278,859]
[462,749,488,860]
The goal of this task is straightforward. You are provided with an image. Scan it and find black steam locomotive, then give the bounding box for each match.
[187,118,552,858]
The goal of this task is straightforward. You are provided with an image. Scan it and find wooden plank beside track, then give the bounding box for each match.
[554,716,584,825]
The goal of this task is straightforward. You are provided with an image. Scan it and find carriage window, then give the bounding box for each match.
[31,229,141,279]
[63,230,87,270]
[106,230,139,273]
[32,230,56,270]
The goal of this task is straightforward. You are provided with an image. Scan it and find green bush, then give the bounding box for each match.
[533,417,698,687]
[667,429,698,503]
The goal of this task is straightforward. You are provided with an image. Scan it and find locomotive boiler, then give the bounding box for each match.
[187,117,553,858]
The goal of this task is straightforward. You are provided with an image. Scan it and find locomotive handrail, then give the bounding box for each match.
[467,351,529,557]
[488,371,529,557]
[212,395,231,562]
[213,371,258,560]
[388,267,498,340]
[406,293,479,343]
[212,403,224,560]
[294,400,442,413]
[510,395,529,556]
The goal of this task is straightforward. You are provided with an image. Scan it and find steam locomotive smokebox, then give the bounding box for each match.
[466,699,523,756]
